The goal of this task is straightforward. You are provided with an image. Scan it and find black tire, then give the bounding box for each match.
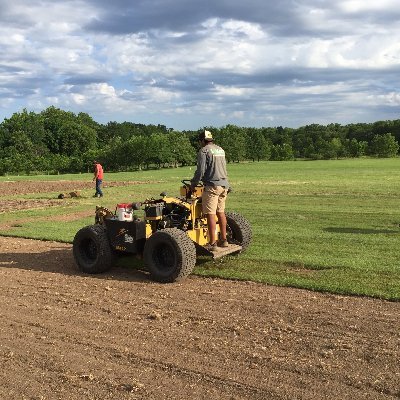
[143,228,196,283]
[225,211,252,252]
[73,225,116,274]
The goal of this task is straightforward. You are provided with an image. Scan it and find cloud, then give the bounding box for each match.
[85,0,296,34]
[0,0,399,130]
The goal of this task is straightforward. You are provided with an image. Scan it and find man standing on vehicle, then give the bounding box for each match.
[191,130,229,251]
[93,160,104,198]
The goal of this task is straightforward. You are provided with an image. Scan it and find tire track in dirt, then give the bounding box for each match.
[0,210,94,231]
[0,236,399,399]
[0,180,159,197]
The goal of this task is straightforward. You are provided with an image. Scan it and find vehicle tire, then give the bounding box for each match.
[225,211,252,252]
[73,225,116,274]
[143,228,196,283]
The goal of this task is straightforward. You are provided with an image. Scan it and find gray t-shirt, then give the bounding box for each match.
[191,143,229,188]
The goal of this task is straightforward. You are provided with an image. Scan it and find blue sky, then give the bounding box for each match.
[0,0,399,130]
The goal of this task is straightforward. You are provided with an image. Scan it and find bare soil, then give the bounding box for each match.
[0,180,154,213]
[0,180,399,399]
[0,180,150,197]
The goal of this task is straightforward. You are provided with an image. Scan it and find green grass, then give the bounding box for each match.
[1,158,400,300]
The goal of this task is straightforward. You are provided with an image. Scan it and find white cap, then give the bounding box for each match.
[204,130,213,141]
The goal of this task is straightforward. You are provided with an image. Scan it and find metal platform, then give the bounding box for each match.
[202,243,243,259]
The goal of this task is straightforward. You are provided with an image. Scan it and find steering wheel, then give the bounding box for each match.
[182,179,203,188]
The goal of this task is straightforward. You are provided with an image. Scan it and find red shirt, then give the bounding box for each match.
[95,163,104,179]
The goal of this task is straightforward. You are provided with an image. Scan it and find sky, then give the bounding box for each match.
[0,0,399,131]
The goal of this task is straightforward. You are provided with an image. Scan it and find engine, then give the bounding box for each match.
[144,200,191,231]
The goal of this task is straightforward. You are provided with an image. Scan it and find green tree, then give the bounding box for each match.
[166,131,196,167]
[125,135,151,170]
[41,106,76,153]
[345,138,368,158]
[347,123,374,143]
[147,133,171,168]
[330,137,343,159]
[245,128,271,161]
[58,122,97,157]
[271,143,294,161]
[218,125,246,162]
[0,110,48,160]
[369,133,399,157]
[0,131,37,174]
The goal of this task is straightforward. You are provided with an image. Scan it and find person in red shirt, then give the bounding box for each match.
[93,161,104,197]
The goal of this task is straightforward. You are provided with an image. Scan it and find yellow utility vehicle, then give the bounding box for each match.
[73,180,251,282]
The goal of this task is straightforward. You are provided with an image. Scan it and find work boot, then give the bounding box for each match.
[218,239,229,248]
[204,242,218,252]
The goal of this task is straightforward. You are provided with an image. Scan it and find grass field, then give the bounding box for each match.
[1,158,400,300]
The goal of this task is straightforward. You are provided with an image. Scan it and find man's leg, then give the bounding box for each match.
[202,186,219,245]
[206,214,217,245]
[94,180,99,197]
[96,179,103,197]
[216,188,228,245]
[216,211,227,241]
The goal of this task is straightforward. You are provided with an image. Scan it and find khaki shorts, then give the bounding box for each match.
[202,186,228,214]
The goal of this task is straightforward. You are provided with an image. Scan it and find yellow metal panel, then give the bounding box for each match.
[145,224,152,238]
[191,187,204,198]
[186,228,208,245]
[179,186,203,199]
[162,196,191,210]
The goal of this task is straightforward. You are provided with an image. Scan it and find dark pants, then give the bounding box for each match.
[95,179,103,197]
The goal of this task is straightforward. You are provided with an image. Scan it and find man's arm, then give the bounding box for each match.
[191,150,207,188]
[93,165,98,181]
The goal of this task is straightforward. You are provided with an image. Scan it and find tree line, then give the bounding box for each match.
[0,106,399,175]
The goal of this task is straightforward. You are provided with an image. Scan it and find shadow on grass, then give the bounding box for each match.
[324,227,399,235]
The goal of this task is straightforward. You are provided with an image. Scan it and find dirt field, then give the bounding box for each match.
[0,180,150,213]
[0,180,399,399]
